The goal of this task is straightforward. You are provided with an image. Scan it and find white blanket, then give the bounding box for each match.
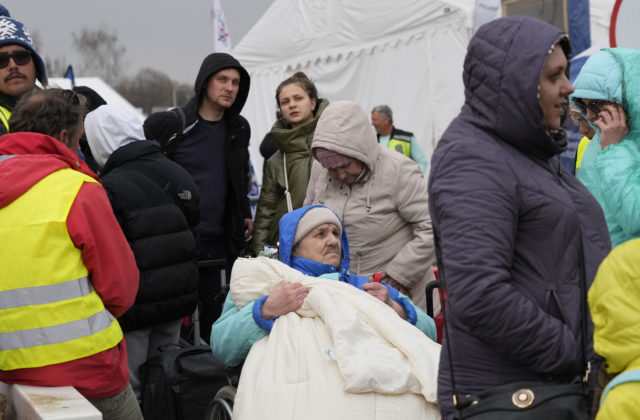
[230,257,441,420]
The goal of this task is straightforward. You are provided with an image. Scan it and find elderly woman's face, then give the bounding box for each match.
[294,223,341,267]
[328,158,364,185]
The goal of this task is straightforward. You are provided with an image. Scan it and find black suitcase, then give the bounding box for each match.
[141,344,227,420]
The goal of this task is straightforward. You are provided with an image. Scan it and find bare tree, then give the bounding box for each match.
[30,30,43,52]
[173,82,193,107]
[116,68,185,115]
[72,26,126,85]
[43,56,69,80]
[27,30,68,83]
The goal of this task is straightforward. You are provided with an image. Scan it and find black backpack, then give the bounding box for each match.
[141,344,228,420]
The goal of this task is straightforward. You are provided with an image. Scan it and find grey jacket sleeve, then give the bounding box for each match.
[304,160,324,206]
[384,164,435,289]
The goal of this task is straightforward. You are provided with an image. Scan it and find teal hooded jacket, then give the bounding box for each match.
[572,48,640,247]
[210,205,436,367]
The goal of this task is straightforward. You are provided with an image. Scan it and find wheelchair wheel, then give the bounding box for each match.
[204,385,237,420]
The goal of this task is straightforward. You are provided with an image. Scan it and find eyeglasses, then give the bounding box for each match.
[575,98,612,116]
[0,50,32,69]
[568,112,585,126]
[61,89,80,106]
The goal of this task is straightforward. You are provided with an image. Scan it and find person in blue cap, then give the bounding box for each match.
[0,13,47,134]
[0,4,10,17]
[211,204,436,367]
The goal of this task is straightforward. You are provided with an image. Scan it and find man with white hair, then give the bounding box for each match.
[371,105,427,172]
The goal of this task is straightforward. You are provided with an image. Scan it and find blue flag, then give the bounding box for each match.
[64,65,75,87]
[568,0,591,56]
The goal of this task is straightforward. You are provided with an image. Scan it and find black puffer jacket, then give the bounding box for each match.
[143,53,251,261]
[428,17,611,418]
[100,140,200,332]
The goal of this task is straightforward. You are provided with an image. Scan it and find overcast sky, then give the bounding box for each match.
[4,0,274,84]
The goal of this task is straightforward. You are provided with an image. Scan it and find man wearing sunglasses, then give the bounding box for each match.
[571,47,640,247]
[0,15,47,135]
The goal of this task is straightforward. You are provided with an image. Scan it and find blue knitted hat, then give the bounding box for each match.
[0,16,47,85]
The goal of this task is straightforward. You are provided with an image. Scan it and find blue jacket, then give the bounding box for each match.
[572,48,640,247]
[210,205,436,367]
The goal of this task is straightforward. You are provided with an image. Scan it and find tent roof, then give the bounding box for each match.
[46,77,146,123]
[233,0,474,72]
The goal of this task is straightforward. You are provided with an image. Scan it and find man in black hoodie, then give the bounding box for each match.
[144,53,252,343]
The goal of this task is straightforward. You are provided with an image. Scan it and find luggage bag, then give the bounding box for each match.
[141,344,227,420]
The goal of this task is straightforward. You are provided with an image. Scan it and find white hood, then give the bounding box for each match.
[85,104,145,168]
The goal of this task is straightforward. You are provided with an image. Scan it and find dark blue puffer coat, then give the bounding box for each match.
[428,16,611,418]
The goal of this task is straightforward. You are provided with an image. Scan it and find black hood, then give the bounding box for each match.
[193,53,250,117]
[460,16,571,160]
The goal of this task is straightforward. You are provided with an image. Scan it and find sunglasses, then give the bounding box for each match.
[575,98,612,116]
[0,50,32,69]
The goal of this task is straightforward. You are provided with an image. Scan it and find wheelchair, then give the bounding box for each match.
[204,365,241,420]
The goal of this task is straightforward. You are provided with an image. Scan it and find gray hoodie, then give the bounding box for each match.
[305,100,435,308]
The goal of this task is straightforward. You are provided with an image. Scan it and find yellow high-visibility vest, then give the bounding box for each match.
[388,134,412,158]
[0,167,123,370]
[0,105,10,133]
[575,136,591,173]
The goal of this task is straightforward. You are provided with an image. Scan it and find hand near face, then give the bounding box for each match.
[595,103,630,149]
[261,282,308,320]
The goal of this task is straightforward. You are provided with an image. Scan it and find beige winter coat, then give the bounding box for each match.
[304,101,435,308]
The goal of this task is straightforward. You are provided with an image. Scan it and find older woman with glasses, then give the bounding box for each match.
[569,104,596,174]
[571,47,640,247]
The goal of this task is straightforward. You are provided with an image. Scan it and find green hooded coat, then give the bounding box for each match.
[252,98,329,253]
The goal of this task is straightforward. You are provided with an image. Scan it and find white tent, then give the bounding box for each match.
[235,0,616,183]
[233,0,475,182]
[46,77,146,124]
[590,0,615,44]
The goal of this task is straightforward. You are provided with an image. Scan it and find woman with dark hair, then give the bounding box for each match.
[428,16,611,419]
[251,72,329,254]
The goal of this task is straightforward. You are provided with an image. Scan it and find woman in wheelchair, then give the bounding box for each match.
[211,205,436,366]
[209,205,439,420]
